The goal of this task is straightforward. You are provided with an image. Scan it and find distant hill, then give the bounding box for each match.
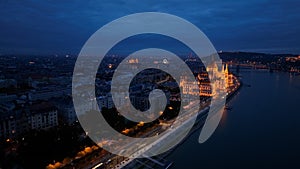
[218,51,298,63]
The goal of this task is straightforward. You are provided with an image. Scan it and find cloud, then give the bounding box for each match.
[0,0,299,54]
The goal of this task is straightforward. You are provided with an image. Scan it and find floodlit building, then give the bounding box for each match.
[180,64,234,98]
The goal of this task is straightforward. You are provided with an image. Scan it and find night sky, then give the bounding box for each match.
[0,0,299,55]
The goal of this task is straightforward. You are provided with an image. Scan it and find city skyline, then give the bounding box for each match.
[1,1,300,169]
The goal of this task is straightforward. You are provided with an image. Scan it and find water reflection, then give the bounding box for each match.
[166,69,300,169]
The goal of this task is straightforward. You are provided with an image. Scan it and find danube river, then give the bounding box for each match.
[166,69,300,169]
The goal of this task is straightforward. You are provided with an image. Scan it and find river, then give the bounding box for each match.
[166,69,300,169]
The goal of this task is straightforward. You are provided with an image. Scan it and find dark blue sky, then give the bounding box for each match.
[0,0,299,55]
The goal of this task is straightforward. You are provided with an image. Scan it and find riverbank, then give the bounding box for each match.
[161,75,242,157]
[166,69,300,169]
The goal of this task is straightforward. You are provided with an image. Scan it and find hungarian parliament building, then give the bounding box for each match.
[180,63,234,98]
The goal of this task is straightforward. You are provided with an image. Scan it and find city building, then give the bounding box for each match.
[0,112,17,140]
[98,94,114,110]
[285,55,300,62]
[29,102,58,130]
[0,102,29,140]
[54,97,77,125]
[180,64,234,98]
[0,94,18,103]
[28,88,71,101]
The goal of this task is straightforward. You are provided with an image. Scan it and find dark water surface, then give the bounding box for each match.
[167,70,300,169]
